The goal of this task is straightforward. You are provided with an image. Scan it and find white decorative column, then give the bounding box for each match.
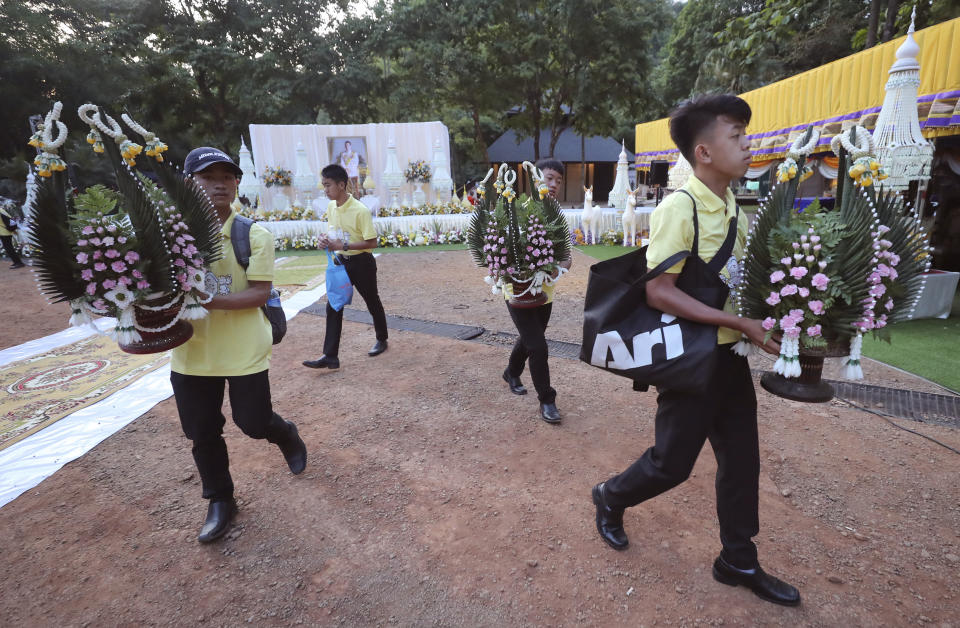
[382,135,404,209]
[430,137,453,203]
[237,137,259,204]
[608,140,630,209]
[871,7,934,193]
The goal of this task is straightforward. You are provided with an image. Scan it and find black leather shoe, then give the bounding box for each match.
[278,421,307,474]
[367,340,388,356]
[712,555,801,606]
[592,482,629,550]
[502,369,527,395]
[197,498,236,543]
[538,403,562,424]
[303,355,339,369]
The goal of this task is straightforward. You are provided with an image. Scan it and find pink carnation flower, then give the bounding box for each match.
[781,257,792,266]
[762,317,777,331]
[798,287,810,298]
[81,269,94,281]
[124,251,139,263]
[137,280,150,290]
[811,273,830,290]
[110,261,127,273]
[780,284,799,296]
[806,325,822,337]
[789,266,808,279]
[94,262,107,272]
[770,270,786,283]
[86,282,97,295]
[105,249,120,259]
[76,252,89,264]
[869,284,887,297]
[808,300,825,315]
[765,292,781,306]
[885,298,894,311]
[102,279,117,289]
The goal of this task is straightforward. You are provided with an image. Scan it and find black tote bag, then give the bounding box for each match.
[580,193,738,395]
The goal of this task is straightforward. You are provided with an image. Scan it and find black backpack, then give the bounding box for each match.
[231,215,287,344]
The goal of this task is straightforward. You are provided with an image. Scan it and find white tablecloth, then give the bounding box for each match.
[907,270,959,319]
[257,208,652,240]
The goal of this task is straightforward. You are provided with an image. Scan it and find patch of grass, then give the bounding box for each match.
[576,245,637,260]
[274,256,327,286]
[861,290,960,392]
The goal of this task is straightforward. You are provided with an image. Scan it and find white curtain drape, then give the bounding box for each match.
[249,122,451,206]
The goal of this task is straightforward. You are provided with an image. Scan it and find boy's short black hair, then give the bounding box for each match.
[669,94,752,163]
[322,164,349,184]
[535,158,564,176]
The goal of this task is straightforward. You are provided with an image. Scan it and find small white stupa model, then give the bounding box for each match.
[430,137,453,203]
[237,137,259,203]
[668,152,693,190]
[292,141,316,207]
[871,6,934,193]
[381,135,404,209]
[608,140,631,210]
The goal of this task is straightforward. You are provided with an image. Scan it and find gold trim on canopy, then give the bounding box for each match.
[634,17,960,170]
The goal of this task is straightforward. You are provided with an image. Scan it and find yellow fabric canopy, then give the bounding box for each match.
[635,17,960,170]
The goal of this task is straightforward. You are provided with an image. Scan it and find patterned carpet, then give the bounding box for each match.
[0,335,169,451]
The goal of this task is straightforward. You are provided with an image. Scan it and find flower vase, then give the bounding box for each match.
[412,182,427,207]
[118,294,193,355]
[759,340,850,403]
[508,279,548,309]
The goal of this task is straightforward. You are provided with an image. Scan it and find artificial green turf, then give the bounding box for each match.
[860,291,960,392]
[575,245,636,261]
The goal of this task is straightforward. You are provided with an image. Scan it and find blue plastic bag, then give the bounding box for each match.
[326,250,354,311]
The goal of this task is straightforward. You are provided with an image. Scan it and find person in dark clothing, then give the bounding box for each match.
[501,158,571,424]
[591,95,800,607]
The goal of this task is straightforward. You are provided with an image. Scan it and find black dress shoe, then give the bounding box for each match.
[278,421,307,474]
[502,369,527,395]
[303,355,339,369]
[591,482,629,550]
[712,556,801,606]
[367,340,388,356]
[197,498,236,544]
[538,402,562,424]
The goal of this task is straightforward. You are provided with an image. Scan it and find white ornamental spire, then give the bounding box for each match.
[871,6,933,191]
[668,152,693,190]
[382,134,405,208]
[608,140,631,209]
[237,137,259,201]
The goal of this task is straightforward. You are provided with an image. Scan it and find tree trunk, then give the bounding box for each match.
[471,108,489,163]
[548,126,563,159]
[866,0,881,48]
[882,0,899,42]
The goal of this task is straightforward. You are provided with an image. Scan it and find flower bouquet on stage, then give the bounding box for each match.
[733,126,931,402]
[26,102,221,354]
[467,162,571,308]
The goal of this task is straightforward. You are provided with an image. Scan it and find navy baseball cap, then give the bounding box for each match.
[184,147,243,177]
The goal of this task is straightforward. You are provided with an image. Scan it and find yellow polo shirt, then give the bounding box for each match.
[646,175,748,344]
[171,210,274,376]
[327,195,376,256]
[0,207,14,237]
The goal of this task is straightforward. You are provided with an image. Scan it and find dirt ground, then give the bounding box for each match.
[1,251,958,627]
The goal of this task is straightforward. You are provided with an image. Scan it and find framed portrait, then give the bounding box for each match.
[327,136,369,186]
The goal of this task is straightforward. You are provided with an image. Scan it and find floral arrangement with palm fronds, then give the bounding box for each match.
[733,126,930,381]
[467,162,571,306]
[26,102,221,351]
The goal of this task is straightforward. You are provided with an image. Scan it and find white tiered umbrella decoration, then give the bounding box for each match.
[871,7,934,194]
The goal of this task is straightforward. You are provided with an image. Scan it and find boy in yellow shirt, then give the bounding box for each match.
[591,95,800,606]
[174,147,307,543]
[303,164,388,369]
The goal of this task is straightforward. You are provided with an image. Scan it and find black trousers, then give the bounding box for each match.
[171,370,293,501]
[323,252,388,357]
[604,347,760,569]
[506,301,556,404]
[1,235,22,265]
